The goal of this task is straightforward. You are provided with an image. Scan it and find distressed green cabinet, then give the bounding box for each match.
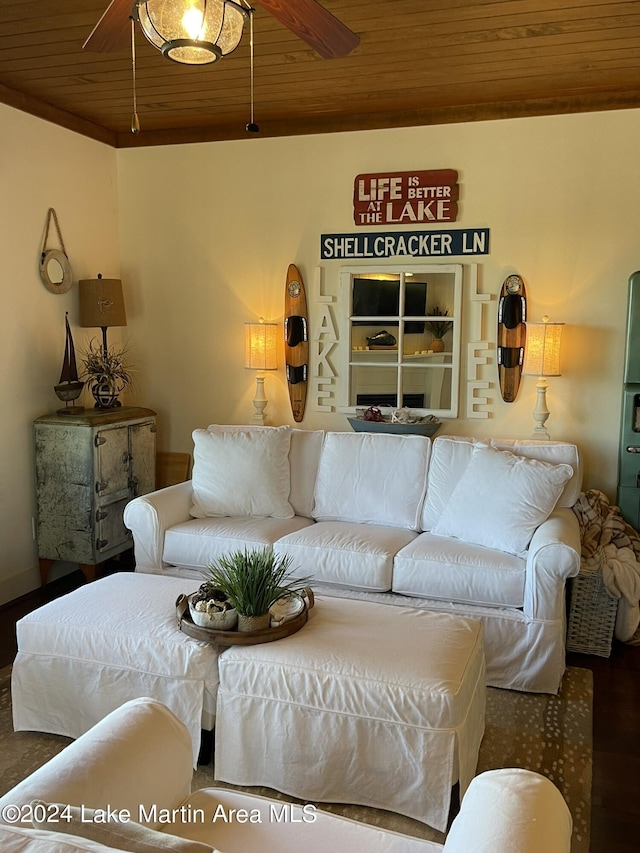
[34,407,156,584]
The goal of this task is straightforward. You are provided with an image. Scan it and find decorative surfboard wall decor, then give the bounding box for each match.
[284,264,309,422]
[497,274,527,403]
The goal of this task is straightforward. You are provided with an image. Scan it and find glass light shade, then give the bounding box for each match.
[245,322,278,371]
[135,0,247,65]
[523,318,564,377]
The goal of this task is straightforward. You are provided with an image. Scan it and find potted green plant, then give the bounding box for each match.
[425,307,452,353]
[204,547,313,632]
[80,339,132,409]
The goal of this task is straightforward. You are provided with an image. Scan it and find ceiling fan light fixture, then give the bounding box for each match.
[135,0,248,66]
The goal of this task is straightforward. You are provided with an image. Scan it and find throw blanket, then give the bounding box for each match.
[572,490,640,644]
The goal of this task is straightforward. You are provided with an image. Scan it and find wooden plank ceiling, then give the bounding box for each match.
[1,1,639,148]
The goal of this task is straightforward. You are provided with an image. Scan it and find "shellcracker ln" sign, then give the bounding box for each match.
[353,169,459,226]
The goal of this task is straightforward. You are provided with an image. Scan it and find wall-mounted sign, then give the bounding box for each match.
[320,228,489,260]
[353,170,459,226]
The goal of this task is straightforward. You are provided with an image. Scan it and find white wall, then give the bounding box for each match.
[3,103,638,604]
[118,109,640,498]
[0,105,119,604]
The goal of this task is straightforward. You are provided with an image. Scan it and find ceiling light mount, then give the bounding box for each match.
[134,0,249,66]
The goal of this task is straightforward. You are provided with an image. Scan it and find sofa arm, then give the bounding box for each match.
[444,768,572,852]
[523,507,581,621]
[123,480,194,573]
[0,698,193,829]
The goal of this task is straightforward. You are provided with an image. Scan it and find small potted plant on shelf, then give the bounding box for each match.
[188,584,237,630]
[204,547,313,632]
[80,339,132,409]
[425,307,452,353]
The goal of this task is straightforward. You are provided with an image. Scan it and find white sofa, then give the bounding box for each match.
[0,697,573,853]
[124,425,582,693]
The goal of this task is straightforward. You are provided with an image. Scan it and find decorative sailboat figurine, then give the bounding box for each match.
[54,313,84,414]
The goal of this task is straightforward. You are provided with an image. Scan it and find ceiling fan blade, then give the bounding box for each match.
[253,0,359,59]
[83,0,133,53]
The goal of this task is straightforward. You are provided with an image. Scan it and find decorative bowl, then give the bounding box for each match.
[347,417,441,437]
[188,593,238,630]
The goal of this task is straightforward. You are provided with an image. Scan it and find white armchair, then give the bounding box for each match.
[0,698,573,853]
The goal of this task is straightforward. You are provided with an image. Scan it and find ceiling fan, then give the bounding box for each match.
[83,0,360,61]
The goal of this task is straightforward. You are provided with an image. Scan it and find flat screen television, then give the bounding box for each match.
[352,278,427,333]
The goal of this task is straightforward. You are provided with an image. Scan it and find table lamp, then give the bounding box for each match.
[522,315,564,440]
[245,319,278,424]
[79,275,127,356]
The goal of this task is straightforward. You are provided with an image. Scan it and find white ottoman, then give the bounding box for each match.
[12,572,218,767]
[214,597,486,832]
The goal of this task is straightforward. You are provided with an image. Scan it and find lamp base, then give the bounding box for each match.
[531,377,551,440]
[251,375,268,426]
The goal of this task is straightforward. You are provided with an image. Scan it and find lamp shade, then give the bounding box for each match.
[135,0,247,65]
[245,322,277,371]
[79,278,127,329]
[523,317,563,377]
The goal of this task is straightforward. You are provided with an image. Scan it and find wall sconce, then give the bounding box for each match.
[79,275,127,357]
[522,315,564,440]
[245,319,278,425]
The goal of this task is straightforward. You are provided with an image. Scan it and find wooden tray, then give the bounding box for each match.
[176,593,312,646]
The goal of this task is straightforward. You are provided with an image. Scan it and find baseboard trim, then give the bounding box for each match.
[0,561,78,607]
[0,566,40,608]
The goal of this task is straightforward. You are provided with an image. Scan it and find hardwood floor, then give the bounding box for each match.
[1,565,639,850]
[571,642,640,853]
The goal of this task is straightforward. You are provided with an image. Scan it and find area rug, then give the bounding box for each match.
[0,664,592,852]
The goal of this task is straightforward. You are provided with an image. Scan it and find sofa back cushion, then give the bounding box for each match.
[289,429,324,518]
[191,425,294,519]
[431,443,574,554]
[205,425,323,519]
[312,432,431,530]
[422,436,582,531]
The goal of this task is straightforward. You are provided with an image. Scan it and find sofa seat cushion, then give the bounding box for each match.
[163,516,315,572]
[312,432,430,530]
[274,521,418,592]
[393,532,526,608]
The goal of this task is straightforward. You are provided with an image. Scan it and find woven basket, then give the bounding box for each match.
[566,551,619,657]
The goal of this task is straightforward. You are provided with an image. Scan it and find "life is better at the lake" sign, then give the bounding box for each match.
[353,169,459,226]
